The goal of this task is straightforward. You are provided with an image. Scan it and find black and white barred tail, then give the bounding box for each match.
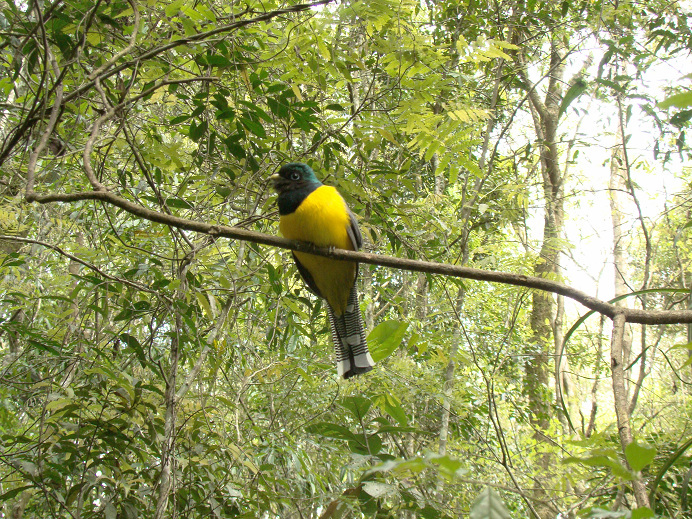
[327,285,374,379]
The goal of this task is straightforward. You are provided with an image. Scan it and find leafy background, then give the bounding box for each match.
[0,0,691,517]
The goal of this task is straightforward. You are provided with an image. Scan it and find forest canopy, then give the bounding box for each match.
[0,0,691,517]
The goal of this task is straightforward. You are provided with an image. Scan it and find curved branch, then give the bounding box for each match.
[88,0,141,80]
[26,49,63,196]
[22,188,692,326]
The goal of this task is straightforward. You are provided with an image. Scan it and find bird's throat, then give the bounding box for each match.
[276,182,320,215]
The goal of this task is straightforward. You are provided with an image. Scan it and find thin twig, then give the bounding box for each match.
[0,235,168,298]
[88,0,140,80]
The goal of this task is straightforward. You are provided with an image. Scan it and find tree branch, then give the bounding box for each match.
[21,188,692,326]
[0,235,168,298]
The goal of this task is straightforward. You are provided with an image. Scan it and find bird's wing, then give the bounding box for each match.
[346,208,362,251]
[345,208,362,283]
[292,252,324,298]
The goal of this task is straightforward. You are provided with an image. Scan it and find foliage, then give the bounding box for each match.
[0,0,690,517]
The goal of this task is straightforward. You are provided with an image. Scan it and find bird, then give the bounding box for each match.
[271,162,374,379]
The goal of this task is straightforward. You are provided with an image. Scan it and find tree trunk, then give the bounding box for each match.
[610,313,650,508]
[517,32,566,519]
[609,144,634,389]
[154,255,192,519]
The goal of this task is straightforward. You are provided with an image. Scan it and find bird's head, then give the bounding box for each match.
[271,162,321,194]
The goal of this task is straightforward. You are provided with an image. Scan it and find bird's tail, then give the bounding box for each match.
[327,285,374,379]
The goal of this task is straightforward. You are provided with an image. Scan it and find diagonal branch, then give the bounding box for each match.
[26,49,63,197]
[0,235,169,298]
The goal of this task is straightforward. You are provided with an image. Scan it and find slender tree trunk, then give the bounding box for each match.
[436,16,512,489]
[438,288,465,457]
[610,313,650,508]
[154,310,181,519]
[154,311,182,519]
[609,143,634,388]
[154,255,191,519]
[415,273,428,324]
[585,315,605,438]
[516,32,567,519]
[60,232,85,390]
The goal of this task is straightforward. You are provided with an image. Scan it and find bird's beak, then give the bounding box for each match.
[269,173,281,191]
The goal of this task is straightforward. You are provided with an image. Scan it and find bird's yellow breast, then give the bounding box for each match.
[278,186,353,249]
[279,185,357,315]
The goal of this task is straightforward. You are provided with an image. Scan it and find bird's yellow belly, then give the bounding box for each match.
[279,186,357,315]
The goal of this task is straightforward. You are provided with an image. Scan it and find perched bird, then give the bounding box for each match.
[271,162,374,378]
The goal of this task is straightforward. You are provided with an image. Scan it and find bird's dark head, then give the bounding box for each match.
[271,162,321,194]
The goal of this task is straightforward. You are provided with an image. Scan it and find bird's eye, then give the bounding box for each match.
[289,172,301,181]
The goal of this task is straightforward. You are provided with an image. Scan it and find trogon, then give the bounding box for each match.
[271,162,374,379]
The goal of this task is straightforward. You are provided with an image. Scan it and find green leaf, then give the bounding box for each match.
[349,433,381,455]
[169,114,190,124]
[376,424,424,434]
[104,501,117,519]
[631,507,654,519]
[561,0,569,16]
[368,320,408,362]
[362,481,395,498]
[29,338,61,354]
[427,453,468,479]
[376,127,397,143]
[625,441,656,472]
[306,422,358,442]
[206,55,232,67]
[370,457,427,476]
[189,120,208,142]
[563,453,634,480]
[224,138,246,159]
[340,396,371,419]
[165,0,184,17]
[671,109,692,127]
[267,97,290,118]
[658,90,692,109]
[383,394,408,426]
[240,118,266,138]
[559,78,588,119]
[291,109,315,131]
[113,308,134,322]
[238,101,272,122]
[120,333,146,364]
[0,485,34,502]
[470,487,511,519]
[165,198,193,209]
[216,108,235,121]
